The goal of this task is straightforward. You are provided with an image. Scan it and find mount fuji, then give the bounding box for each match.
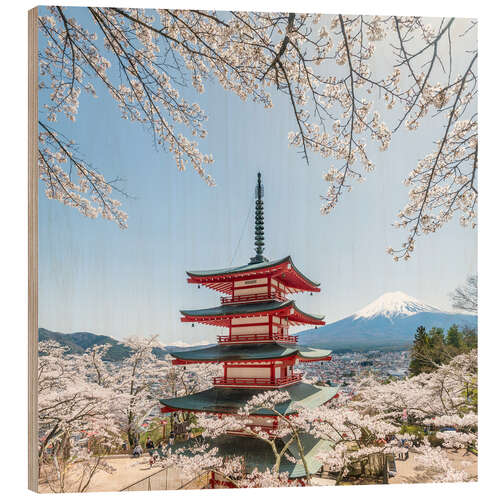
[298,291,477,351]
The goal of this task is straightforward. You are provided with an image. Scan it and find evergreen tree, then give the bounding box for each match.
[428,327,446,366]
[409,324,476,377]
[409,326,432,376]
[429,327,445,348]
[446,324,463,350]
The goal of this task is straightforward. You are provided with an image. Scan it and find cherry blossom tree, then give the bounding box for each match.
[39,435,116,493]
[39,337,221,452]
[38,8,476,258]
[295,393,403,483]
[354,349,477,424]
[291,351,477,484]
[195,390,312,482]
[38,341,120,458]
[37,341,122,492]
[346,350,478,482]
[108,336,170,446]
[38,337,223,490]
[238,468,296,488]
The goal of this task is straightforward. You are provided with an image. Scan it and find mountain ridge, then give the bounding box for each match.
[38,328,214,361]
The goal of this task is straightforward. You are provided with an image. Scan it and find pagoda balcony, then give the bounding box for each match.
[220,291,287,305]
[213,374,302,388]
[217,333,297,344]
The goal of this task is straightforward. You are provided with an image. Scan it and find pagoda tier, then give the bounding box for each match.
[170,342,331,388]
[186,256,320,296]
[181,299,324,332]
[169,343,331,365]
[160,382,338,416]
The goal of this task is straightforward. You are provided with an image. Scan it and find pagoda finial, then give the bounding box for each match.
[249,172,268,264]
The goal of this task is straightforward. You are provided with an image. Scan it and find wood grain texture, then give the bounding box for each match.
[28,6,38,493]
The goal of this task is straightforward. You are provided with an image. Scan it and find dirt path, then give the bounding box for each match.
[39,456,185,493]
[389,448,477,484]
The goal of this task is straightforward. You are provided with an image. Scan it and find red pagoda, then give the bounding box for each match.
[160,173,338,478]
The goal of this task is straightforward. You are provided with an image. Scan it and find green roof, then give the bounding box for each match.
[180,300,324,322]
[172,433,332,479]
[286,433,333,477]
[170,342,332,362]
[187,256,289,277]
[181,299,292,317]
[160,382,338,415]
[187,255,320,288]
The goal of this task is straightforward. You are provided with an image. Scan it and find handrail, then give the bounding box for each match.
[221,291,287,304]
[177,470,211,490]
[120,465,175,491]
[217,333,297,343]
[213,374,302,387]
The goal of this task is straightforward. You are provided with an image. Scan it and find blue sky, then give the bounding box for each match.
[38,9,477,344]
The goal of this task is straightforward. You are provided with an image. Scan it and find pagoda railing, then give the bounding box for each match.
[213,374,302,387]
[220,291,287,305]
[217,333,297,344]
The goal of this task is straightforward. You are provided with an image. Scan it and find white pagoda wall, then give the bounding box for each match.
[232,316,267,325]
[231,325,269,335]
[234,286,268,296]
[233,277,268,297]
[230,315,269,339]
[229,315,290,339]
[226,366,270,378]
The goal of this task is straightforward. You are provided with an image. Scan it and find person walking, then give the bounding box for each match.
[146,437,155,455]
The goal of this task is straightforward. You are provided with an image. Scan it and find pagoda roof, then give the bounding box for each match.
[180,299,325,326]
[159,381,338,415]
[178,433,332,479]
[186,256,320,294]
[169,342,332,363]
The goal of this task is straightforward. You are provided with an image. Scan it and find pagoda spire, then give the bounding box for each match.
[249,172,268,264]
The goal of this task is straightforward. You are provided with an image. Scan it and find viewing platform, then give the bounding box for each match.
[216,333,297,344]
[220,291,287,305]
[213,374,302,388]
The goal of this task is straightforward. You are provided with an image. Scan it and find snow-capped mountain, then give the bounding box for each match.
[353,291,439,321]
[298,291,477,350]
